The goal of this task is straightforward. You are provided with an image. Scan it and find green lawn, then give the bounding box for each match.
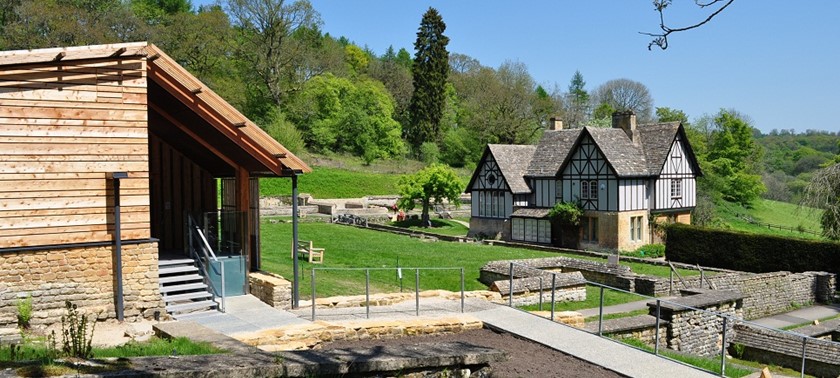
[716,199,824,240]
[260,221,693,299]
[617,338,753,377]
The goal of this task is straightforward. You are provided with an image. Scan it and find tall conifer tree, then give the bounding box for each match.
[407,7,449,150]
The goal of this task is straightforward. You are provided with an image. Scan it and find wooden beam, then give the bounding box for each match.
[148,102,239,169]
[111,47,127,57]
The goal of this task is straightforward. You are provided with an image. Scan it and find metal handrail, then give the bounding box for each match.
[187,214,226,312]
[506,261,831,378]
[309,266,466,321]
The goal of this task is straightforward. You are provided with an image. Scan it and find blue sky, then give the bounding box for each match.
[196,1,840,134]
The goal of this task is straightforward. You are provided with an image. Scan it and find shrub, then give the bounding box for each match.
[664,223,840,274]
[624,244,665,258]
[548,201,583,226]
[16,294,32,329]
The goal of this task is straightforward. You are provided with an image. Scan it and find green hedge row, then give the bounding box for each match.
[664,223,840,274]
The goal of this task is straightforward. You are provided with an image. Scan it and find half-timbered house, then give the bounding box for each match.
[0,42,310,326]
[466,111,701,251]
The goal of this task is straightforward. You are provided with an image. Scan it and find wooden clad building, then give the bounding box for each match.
[0,42,309,326]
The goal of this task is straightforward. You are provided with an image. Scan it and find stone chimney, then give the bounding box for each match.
[549,117,564,131]
[612,110,638,143]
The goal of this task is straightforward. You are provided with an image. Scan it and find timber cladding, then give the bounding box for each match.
[0,57,151,248]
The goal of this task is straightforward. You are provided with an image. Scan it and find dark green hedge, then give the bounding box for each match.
[664,223,840,274]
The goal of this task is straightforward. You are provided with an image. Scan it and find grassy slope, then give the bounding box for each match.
[260,153,473,198]
[260,221,696,298]
[715,199,823,240]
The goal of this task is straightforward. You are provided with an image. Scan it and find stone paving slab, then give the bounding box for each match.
[174,295,308,336]
[471,304,717,378]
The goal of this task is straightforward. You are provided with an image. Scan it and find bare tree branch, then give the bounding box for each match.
[641,0,735,50]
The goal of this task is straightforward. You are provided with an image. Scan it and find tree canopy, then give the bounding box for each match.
[397,164,463,225]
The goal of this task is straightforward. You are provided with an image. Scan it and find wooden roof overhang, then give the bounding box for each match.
[0,42,310,177]
[143,44,310,177]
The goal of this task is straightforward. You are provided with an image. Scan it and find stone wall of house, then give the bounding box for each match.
[615,210,649,251]
[0,242,163,327]
[468,217,508,240]
[249,271,292,310]
[654,290,744,356]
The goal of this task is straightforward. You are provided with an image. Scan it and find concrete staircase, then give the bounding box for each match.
[159,258,218,315]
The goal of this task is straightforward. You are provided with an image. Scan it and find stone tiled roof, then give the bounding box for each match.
[637,122,681,175]
[488,144,536,194]
[525,129,582,177]
[510,208,551,218]
[586,127,650,177]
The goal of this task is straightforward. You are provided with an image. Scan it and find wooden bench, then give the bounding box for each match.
[293,240,324,264]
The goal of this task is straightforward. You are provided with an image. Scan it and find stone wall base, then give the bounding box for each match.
[249,271,292,310]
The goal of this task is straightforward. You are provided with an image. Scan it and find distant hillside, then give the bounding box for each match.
[715,199,824,240]
[758,131,840,203]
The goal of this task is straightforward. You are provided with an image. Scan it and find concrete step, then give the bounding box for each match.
[160,282,208,294]
[166,300,218,314]
[159,265,199,275]
[158,258,195,267]
[163,291,213,303]
[159,274,204,285]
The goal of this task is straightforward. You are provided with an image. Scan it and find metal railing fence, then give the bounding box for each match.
[506,262,834,378]
[308,267,465,321]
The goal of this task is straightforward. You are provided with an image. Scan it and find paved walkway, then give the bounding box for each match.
[174,295,308,336]
[471,305,715,378]
[751,303,840,329]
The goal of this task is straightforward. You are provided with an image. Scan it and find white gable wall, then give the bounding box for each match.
[653,135,696,210]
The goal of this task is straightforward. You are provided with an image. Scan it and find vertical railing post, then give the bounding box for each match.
[460,268,465,313]
[538,276,543,311]
[365,269,370,319]
[291,174,300,309]
[311,269,316,321]
[800,337,807,378]
[598,286,605,336]
[220,263,226,313]
[415,269,420,316]
[669,269,673,296]
[508,263,514,308]
[654,300,661,355]
[550,273,556,321]
[720,316,728,377]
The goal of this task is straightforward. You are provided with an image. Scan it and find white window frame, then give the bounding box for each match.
[580,181,589,199]
[671,179,682,199]
[589,180,598,200]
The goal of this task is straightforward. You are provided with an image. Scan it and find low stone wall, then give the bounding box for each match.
[235,315,484,351]
[680,271,837,320]
[733,323,840,378]
[490,271,586,306]
[583,315,668,347]
[652,290,744,356]
[0,242,163,328]
[303,290,502,309]
[249,271,292,310]
[479,256,632,286]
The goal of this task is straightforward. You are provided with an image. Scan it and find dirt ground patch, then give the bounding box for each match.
[317,328,623,377]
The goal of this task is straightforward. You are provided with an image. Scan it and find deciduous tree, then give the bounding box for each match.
[801,162,840,240]
[591,78,654,123]
[407,7,449,149]
[397,164,463,226]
